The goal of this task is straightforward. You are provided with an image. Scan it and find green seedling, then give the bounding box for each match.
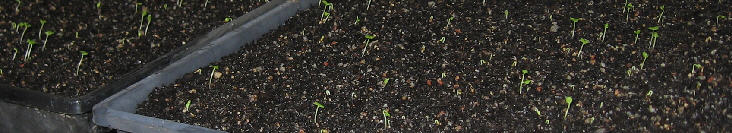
[12,48,18,60]
[177,0,183,7]
[383,78,390,87]
[320,1,333,23]
[717,15,726,26]
[564,96,573,120]
[23,39,36,62]
[1,68,3,76]
[446,15,455,27]
[18,22,30,44]
[480,59,486,65]
[139,9,148,37]
[164,4,168,10]
[362,34,375,56]
[76,51,88,76]
[692,64,702,73]
[640,52,649,69]
[42,31,54,51]
[97,1,102,19]
[570,17,580,38]
[646,90,653,97]
[15,0,21,12]
[519,70,531,94]
[321,11,330,23]
[366,0,371,10]
[601,23,608,42]
[208,65,219,88]
[204,0,209,7]
[504,10,509,20]
[622,0,628,13]
[532,106,541,116]
[224,17,232,23]
[354,16,360,25]
[75,32,79,39]
[11,22,17,32]
[578,38,589,59]
[625,3,634,21]
[434,120,440,125]
[183,100,191,112]
[439,37,446,43]
[657,5,665,23]
[38,20,47,38]
[647,26,659,48]
[633,30,641,44]
[135,2,142,13]
[382,109,391,128]
[96,1,101,9]
[144,14,152,35]
[313,102,325,124]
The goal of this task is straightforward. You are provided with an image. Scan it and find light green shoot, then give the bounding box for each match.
[183,100,191,112]
[717,15,726,26]
[11,22,17,32]
[75,32,79,38]
[96,1,101,9]
[383,78,390,87]
[646,90,653,97]
[640,52,649,69]
[38,20,47,38]
[313,102,325,124]
[362,34,375,56]
[177,0,183,7]
[15,0,21,12]
[578,38,589,58]
[18,22,30,44]
[76,51,88,76]
[354,16,360,25]
[24,39,36,62]
[601,23,609,41]
[144,14,152,35]
[446,15,455,27]
[647,26,659,48]
[208,65,219,88]
[0,68,3,76]
[504,10,509,20]
[12,48,18,60]
[224,17,233,23]
[382,109,391,128]
[519,70,529,94]
[366,0,371,10]
[564,96,573,120]
[42,31,54,51]
[692,64,702,73]
[139,9,148,37]
[321,11,330,23]
[532,107,541,116]
[625,3,634,21]
[439,37,446,43]
[204,0,209,7]
[633,30,641,44]
[651,32,659,49]
[657,5,665,23]
[570,17,580,38]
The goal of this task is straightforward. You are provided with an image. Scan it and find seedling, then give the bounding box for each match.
[564,96,573,120]
[177,0,183,7]
[183,100,191,112]
[313,102,325,124]
[716,15,726,26]
[321,11,330,23]
[366,0,371,10]
[320,1,333,23]
[224,17,233,23]
[518,70,532,94]
[601,23,608,42]
[446,15,455,27]
[354,16,360,25]
[622,0,628,13]
[42,31,54,51]
[439,37,446,43]
[504,10,509,20]
[570,17,580,38]
[208,65,219,88]
[204,0,209,7]
[38,20,47,38]
[657,5,665,23]
[646,90,653,97]
[12,48,18,60]
[23,39,36,62]
[691,64,702,73]
[144,14,152,35]
[577,38,589,58]
[633,30,641,44]
[382,109,391,128]
[383,78,390,87]
[15,0,21,12]
[532,106,541,116]
[139,10,148,37]
[76,51,88,76]
[96,1,102,19]
[647,26,659,48]
[11,22,17,32]
[18,22,30,44]
[640,52,649,69]
[625,3,634,21]
[135,2,142,13]
[362,34,375,56]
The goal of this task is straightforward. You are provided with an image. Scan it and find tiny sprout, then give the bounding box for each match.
[15,0,21,12]
[601,23,609,41]
[439,37,446,43]
[640,52,649,69]
[504,10,509,20]
[183,100,191,112]
[646,90,653,97]
[313,102,325,124]
[383,78,390,87]
[18,22,30,44]
[570,17,580,38]
[75,32,79,39]
[42,31,54,51]
[96,1,101,9]
[208,65,219,88]
[11,22,17,32]
[692,64,702,73]
[519,69,531,94]
[204,0,209,7]
[362,34,375,56]
[139,9,149,36]
[633,30,641,44]
[657,5,665,23]
[76,51,88,76]
[224,17,233,23]
[625,3,634,21]
[717,15,726,26]
[38,20,47,38]
[564,96,573,120]
[532,106,541,116]
[23,39,36,62]
[177,0,183,7]
[434,120,440,125]
[354,16,360,25]
[382,109,391,128]
[12,48,18,61]
[366,0,372,10]
[446,15,455,27]
[578,38,589,58]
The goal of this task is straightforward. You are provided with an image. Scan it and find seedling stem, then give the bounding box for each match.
[564,96,573,120]
[209,65,219,88]
[313,102,324,124]
[578,38,589,59]
[76,51,88,76]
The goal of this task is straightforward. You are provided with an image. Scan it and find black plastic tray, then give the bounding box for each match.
[92,0,317,132]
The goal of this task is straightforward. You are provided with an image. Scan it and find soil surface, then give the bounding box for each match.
[139,0,730,132]
[0,0,266,97]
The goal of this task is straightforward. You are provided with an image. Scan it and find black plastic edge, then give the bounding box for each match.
[0,0,275,114]
[93,0,316,132]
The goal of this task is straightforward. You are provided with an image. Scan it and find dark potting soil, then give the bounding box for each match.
[138,0,730,132]
[0,0,266,97]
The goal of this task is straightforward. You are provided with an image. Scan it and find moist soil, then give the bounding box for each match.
[138,0,730,132]
[0,0,266,97]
